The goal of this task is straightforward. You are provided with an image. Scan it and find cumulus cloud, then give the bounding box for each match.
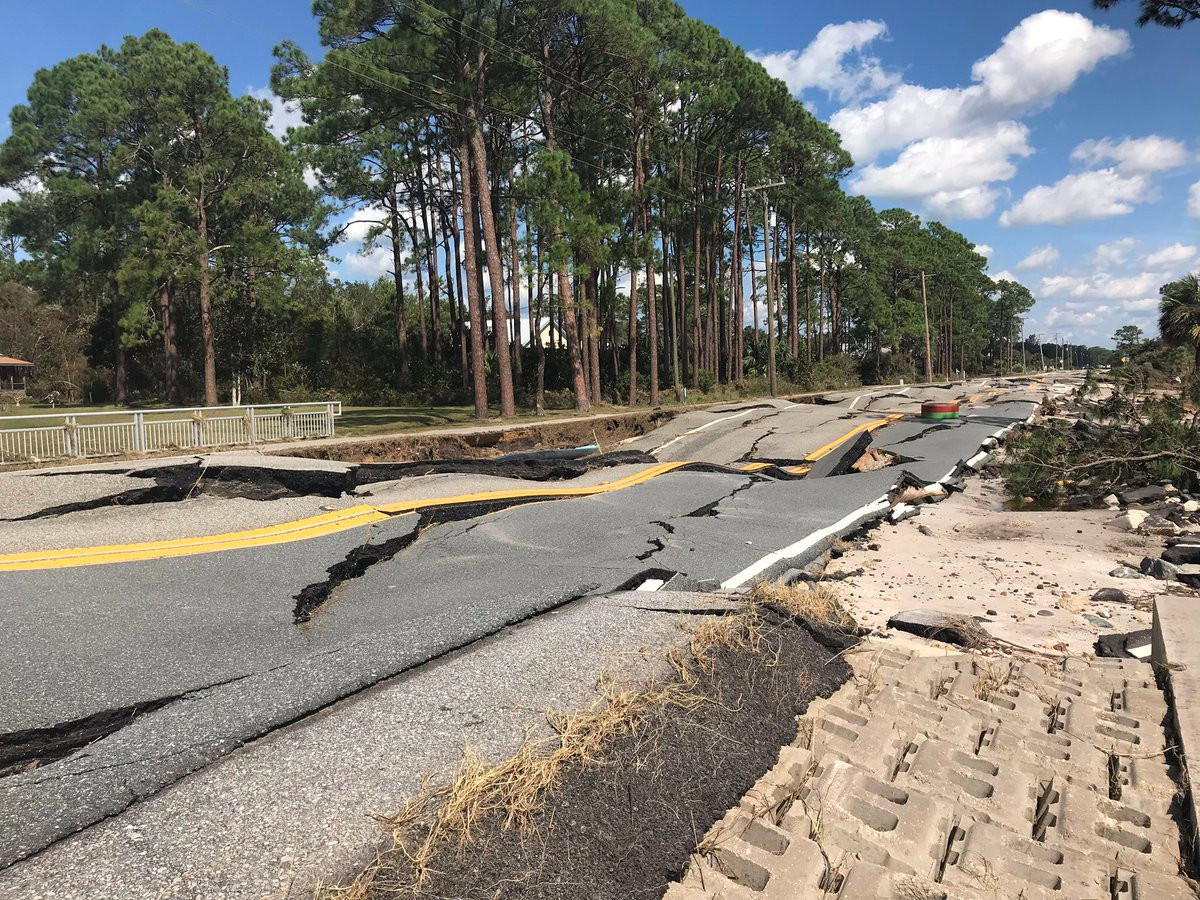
[1094,237,1138,268]
[751,21,900,103]
[341,205,390,244]
[1143,242,1197,269]
[975,244,994,258]
[830,11,1128,163]
[850,122,1032,218]
[1045,304,1111,327]
[1071,135,1190,174]
[1039,270,1163,301]
[991,269,1018,283]
[343,245,394,278]
[1190,181,1200,219]
[248,87,304,140]
[1122,298,1159,312]
[1000,168,1151,226]
[1017,244,1060,270]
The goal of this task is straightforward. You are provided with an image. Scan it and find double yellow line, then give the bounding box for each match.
[0,461,687,572]
[1,415,905,573]
[738,413,904,476]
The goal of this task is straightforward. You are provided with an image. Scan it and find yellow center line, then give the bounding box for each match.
[1,415,909,572]
[802,413,905,463]
[0,461,689,572]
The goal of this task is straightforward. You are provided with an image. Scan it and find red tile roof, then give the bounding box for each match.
[0,356,33,366]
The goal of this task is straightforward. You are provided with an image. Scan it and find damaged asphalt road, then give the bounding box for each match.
[5,450,663,520]
[0,386,1043,868]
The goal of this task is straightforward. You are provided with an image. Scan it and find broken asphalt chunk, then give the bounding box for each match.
[886,609,989,648]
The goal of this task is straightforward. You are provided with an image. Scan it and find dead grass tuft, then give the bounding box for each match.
[319,607,791,899]
[750,580,857,631]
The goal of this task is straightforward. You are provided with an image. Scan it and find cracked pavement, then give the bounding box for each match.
[0,375,1067,892]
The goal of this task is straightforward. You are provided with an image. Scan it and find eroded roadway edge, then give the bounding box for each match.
[0,401,1035,868]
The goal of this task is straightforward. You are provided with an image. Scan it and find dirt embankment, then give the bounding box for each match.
[279,410,675,464]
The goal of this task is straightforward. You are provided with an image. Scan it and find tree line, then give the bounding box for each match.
[1,1,1044,416]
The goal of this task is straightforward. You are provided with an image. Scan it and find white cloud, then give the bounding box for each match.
[830,11,1128,163]
[1070,135,1190,174]
[248,87,304,140]
[851,122,1031,219]
[302,167,321,190]
[1000,168,1151,226]
[1094,237,1138,268]
[926,186,1002,219]
[1122,297,1159,312]
[975,244,994,258]
[343,245,394,278]
[751,21,900,103]
[341,205,390,243]
[1040,270,1162,301]
[1017,244,1060,270]
[1143,242,1197,269]
[0,186,16,205]
[991,269,1018,283]
[1189,181,1200,219]
[1045,304,1111,327]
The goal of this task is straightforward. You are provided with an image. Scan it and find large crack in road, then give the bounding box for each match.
[9,451,662,520]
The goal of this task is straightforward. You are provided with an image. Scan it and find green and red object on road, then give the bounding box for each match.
[920,401,960,421]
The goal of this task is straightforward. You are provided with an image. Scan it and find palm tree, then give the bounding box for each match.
[1159,272,1200,371]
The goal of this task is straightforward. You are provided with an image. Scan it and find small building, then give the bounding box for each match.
[0,356,33,393]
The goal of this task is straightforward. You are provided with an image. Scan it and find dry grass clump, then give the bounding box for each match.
[320,667,716,898]
[750,580,857,631]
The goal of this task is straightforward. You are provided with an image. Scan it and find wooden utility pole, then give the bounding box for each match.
[920,270,933,382]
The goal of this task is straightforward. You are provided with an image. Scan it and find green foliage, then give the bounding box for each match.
[1004,378,1200,502]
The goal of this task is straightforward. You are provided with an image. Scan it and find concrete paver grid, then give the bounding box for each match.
[667,645,1193,899]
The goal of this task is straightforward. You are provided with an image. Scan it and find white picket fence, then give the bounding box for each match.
[0,402,341,465]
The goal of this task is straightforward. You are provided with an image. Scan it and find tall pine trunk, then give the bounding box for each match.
[197,191,218,407]
[455,135,490,420]
[466,106,515,416]
[159,277,179,402]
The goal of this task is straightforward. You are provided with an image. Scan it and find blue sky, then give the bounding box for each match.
[1,0,1196,347]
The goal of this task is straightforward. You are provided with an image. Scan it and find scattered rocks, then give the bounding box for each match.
[1065,494,1094,511]
[1036,609,1054,616]
[1183,500,1200,513]
[917,525,934,536]
[1111,510,1149,531]
[1140,556,1180,581]
[1162,544,1200,566]
[1091,587,1130,604]
[1139,515,1181,536]
[1117,485,1168,506]
[1108,566,1145,579]
[1102,494,1120,509]
[1082,613,1114,629]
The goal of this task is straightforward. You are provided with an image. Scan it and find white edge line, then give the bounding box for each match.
[654,409,758,454]
[720,496,891,590]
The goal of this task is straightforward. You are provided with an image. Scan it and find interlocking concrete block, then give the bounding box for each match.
[829,859,991,899]
[677,807,829,899]
[667,633,1194,899]
[1039,780,1181,873]
[942,818,1111,899]
[896,735,1041,834]
[804,759,956,880]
